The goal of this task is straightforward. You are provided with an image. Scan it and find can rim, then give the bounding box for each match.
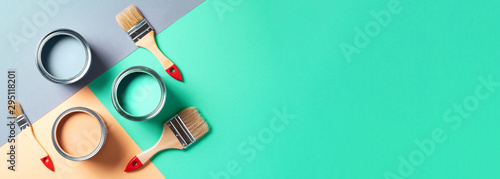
[111,66,167,121]
[36,29,91,84]
[52,107,107,161]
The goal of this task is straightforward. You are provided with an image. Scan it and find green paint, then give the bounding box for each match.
[116,72,162,117]
[88,0,500,178]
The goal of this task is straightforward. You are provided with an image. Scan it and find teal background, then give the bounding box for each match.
[89,0,500,178]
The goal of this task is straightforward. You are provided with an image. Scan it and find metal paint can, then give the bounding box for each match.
[111,66,167,121]
[36,29,91,84]
[52,107,107,161]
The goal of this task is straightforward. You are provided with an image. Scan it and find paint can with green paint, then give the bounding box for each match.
[111,66,166,121]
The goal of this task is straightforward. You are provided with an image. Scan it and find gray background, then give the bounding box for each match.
[0,0,204,146]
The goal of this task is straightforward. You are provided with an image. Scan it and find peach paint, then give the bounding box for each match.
[54,110,103,158]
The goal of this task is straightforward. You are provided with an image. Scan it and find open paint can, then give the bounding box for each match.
[52,107,107,161]
[36,29,91,84]
[111,66,167,121]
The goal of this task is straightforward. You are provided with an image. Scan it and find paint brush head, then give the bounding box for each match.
[7,100,24,118]
[178,107,209,140]
[116,5,144,31]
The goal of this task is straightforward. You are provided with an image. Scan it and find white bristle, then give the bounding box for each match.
[178,107,209,140]
[116,5,144,31]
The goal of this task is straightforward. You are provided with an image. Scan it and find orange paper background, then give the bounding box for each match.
[1,87,164,179]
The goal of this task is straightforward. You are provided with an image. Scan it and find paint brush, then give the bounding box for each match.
[116,5,183,81]
[124,107,209,172]
[7,101,54,171]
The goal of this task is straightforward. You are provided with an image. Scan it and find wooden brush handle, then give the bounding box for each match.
[136,123,184,164]
[135,31,174,69]
[135,31,183,81]
[23,126,49,159]
[23,125,54,171]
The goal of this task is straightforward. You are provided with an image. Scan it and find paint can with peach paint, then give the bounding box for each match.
[51,107,107,161]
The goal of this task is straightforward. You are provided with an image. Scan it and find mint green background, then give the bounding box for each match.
[89,0,500,178]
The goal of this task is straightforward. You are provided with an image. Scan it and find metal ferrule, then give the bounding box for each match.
[167,114,196,148]
[16,114,31,131]
[127,19,153,42]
